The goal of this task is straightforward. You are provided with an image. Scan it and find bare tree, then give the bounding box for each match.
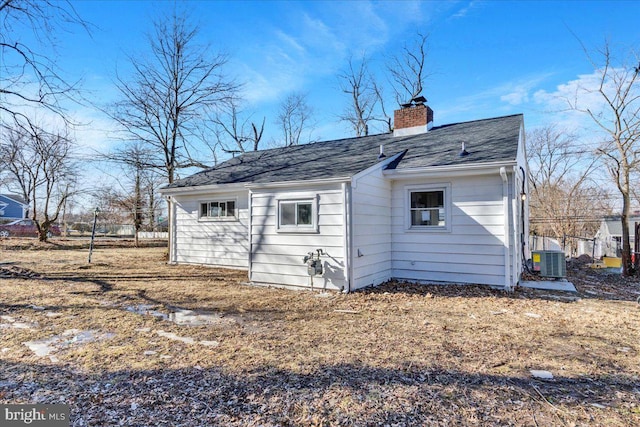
[212,100,265,155]
[0,122,77,241]
[387,33,430,106]
[337,55,379,137]
[110,8,237,184]
[276,92,314,147]
[570,42,640,275]
[102,143,159,247]
[0,0,89,129]
[527,126,608,251]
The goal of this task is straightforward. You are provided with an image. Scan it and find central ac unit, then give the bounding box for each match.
[532,250,566,278]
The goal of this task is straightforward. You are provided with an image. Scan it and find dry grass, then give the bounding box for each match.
[1,238,639,426]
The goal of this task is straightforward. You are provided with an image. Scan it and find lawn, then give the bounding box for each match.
[1,239,639,426]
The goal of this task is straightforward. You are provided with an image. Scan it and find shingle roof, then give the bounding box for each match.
[0,194,28,205]
[603,215,640,237]
[163,114,523,189]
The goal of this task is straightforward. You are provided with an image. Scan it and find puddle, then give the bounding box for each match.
[125,305,168,320]
[124,305,234,327]
[1,315,38,330]
[168,309,226,326]
[155,330,220,348]
[23,329,115,362]
[156,330,196,344]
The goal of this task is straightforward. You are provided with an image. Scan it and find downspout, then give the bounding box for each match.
[512,167,519,287]
[500,167,511,290]
[166,195,176,264]
[247,190,253,283]
[342,182,351,293]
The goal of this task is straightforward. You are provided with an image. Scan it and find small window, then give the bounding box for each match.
[406,185,450,231]
[277,199,316,231]
[410,191,444,227]
[200,200,236,219]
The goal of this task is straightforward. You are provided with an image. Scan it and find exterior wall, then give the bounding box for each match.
[596,216,640,257]
[0,195,27,220]
[390,174,510,287]
[351,167,392,290]
[172,190,249,269]
[250,185,346,291]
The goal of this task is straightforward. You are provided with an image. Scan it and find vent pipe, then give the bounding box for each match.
[459,142,469,157]
[378,144,386,159]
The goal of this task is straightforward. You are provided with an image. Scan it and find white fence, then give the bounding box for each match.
[137,231,168,239]
[529,236,562,252]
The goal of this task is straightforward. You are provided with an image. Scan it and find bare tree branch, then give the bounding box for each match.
[527,125,609,252]
[0,0,90,130]
[108,8,238,184]
[337,54,379,137]
[275,92,315,147]
[0,121,78,241]
[387,33,430,106]
[570,40,640,275]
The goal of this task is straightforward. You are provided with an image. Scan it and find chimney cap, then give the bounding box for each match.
[411,96,427,104]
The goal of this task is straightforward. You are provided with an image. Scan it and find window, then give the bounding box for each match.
[406,184,450,231]
[277,199,317,231]
[410,191,444,226]
[200,200,236,219]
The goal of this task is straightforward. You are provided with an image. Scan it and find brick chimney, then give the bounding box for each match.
[393,104,434,137]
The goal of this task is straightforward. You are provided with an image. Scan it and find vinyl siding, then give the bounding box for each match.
[0,195,26,219]
[391,174,509,287]
[173,191,249,269]
[351,166,392,290]
[250,186,346,290]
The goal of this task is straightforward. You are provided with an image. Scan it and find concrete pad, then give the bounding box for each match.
[519,280,577,292]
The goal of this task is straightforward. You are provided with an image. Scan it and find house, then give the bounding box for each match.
[159,104,529,291]
[0,194,28,222]
[595,214,640,257]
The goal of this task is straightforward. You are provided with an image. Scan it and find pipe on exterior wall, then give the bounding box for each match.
[342,182,351,293]
[165,195,177,264]
[512,166,519,287]
[500,167,511,290]
[247,191,253,283]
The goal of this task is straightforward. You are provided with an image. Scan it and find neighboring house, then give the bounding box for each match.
[159,103,529,291]
[595,214,640,257]
[0,194,28,222]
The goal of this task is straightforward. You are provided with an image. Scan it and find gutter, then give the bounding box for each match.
[159,182,248,196]
[245,176,352,189]
[384,160,517,180]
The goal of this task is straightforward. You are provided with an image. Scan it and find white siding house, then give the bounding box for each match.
[160,103,529,291]
[249,184,347,290]
[169,187,249,269]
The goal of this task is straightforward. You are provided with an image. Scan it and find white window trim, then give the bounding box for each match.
[198,198,238,222]
[276,196,319,233]
[405,183,452,232]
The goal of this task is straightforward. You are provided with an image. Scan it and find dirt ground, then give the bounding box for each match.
[1,238,639,426]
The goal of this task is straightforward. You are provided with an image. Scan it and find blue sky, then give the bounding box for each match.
[34,1,640,163]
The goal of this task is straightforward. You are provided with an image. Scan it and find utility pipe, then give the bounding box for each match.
[500,167,511,290]
[341,182,351,293]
